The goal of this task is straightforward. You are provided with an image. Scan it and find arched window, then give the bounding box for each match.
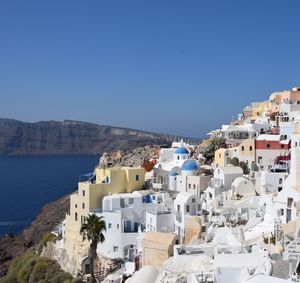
[249,146,253,152]
[241,146,245,151]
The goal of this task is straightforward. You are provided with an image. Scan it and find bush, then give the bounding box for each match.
[239,161,250,174]
[0,252,83,283]
[42,232,57,247]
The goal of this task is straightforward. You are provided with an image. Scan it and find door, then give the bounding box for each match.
[125,220,131,232]
[286,209,292,223]
[191,204,197,215]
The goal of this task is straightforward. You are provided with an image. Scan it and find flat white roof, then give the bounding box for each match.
[221,165,243,174]
[214,252,263,268]
[256,134,281,141]
[246,274,289,283]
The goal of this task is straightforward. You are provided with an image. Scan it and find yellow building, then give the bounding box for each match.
[63,166,146,275]
[214,148,231,167]
[252,101,272,120]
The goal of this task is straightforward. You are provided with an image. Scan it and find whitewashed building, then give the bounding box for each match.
[173,192,201,241]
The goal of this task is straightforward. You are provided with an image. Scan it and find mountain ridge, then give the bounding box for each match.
[0,118,199,156]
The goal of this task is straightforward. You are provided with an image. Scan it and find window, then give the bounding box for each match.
[117,224,119,229]
[135,175,139,181]
[108,223,112,229]
[189,184,191,189]
[249,146,253,152]
[241,146,245,152]
[177,204,180,212]
[75,212,78,221]
[82,203,85,209]
[287,198,293,208]
[281,144,284,149]
[192,198,195,203]
[82,190,85,197]
[113,246,118,252]
[186,205,190,213]
[193,184,196,190]
[75,204,77,208]
[267,144,270,148]
[198,204,201,211]
[129,198,134,204]
[219,153,221,158]
[258,156,262,163]
[278,187,282,192]
[279,178,283,185]
[177,156,180,160]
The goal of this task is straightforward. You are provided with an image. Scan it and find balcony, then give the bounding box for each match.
[152,183,167,190]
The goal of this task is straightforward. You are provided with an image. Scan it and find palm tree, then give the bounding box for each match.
[80,214,106,283]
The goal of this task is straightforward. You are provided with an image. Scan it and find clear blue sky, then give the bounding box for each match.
[1,1,300,138]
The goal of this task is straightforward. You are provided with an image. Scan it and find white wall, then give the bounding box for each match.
[146,212,174,233]
[260,171,287,193]
[274,176,299,223]
[256,149,287,170]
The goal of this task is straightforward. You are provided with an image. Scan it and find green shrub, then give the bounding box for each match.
[0,252,82,283]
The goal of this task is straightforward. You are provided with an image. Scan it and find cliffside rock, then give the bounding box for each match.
[110,145,160,167]
[0,195,70,276]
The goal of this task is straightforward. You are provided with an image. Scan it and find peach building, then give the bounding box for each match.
[214,139,255,168]
[272,87,300,105]
[142,232,179,269]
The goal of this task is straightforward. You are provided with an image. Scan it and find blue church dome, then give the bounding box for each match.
[181,160,199,171]
[169,171,178,176]
[175,147,189,154]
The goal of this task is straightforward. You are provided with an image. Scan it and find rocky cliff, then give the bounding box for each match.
[0,195,70,277]
[0,118,198,155]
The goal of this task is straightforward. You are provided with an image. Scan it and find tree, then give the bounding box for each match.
[239,161,250,175]
[80,214,106,283]
[202,138,226,162]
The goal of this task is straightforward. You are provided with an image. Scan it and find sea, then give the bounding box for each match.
[0,155,99,237]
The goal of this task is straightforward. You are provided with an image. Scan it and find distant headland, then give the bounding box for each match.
[0,118,199,156]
